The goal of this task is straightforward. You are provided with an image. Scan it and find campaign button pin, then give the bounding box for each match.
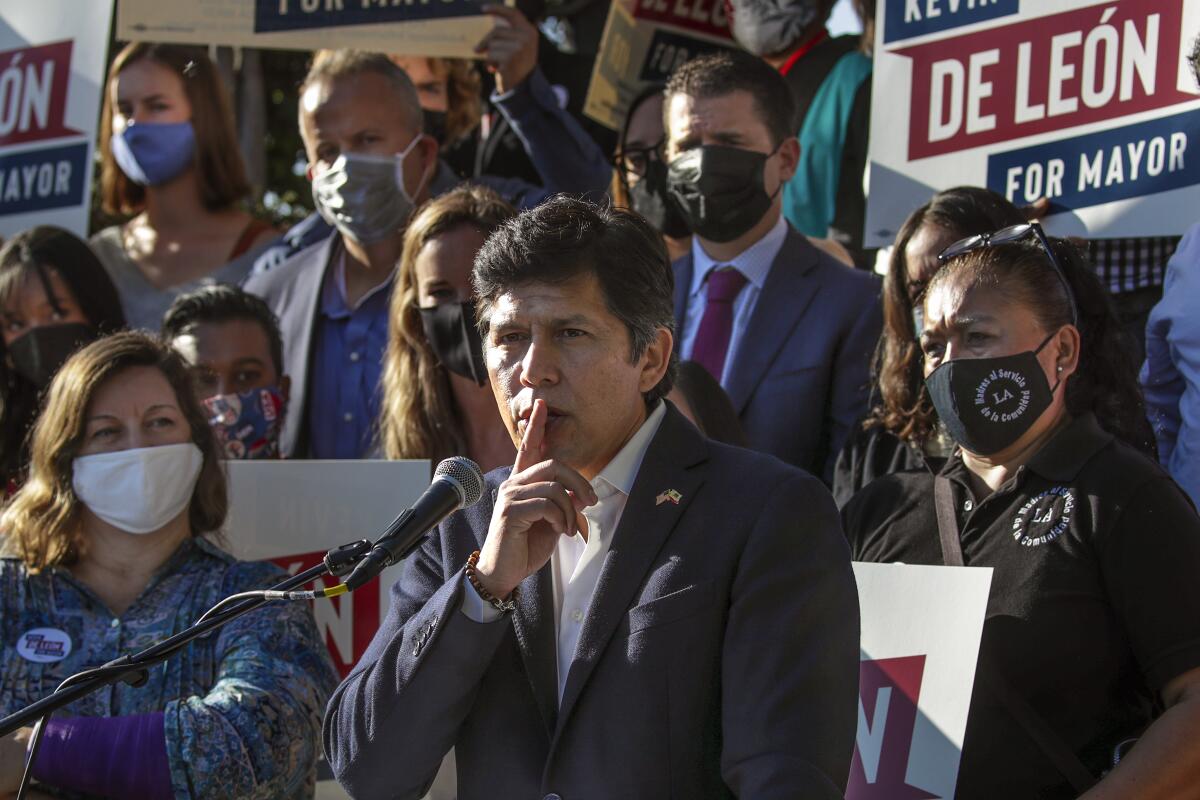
[16,627,72,663]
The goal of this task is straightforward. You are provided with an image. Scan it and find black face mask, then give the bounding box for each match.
[666,144,778,243]
[418,300,487,386]
[924,333,1061,457]
[629,159,691,239]
[423,109,448,144]
[7,322,96,389]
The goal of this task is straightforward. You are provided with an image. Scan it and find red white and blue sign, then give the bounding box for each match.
[0,3,115,238]
[865,0,1200,245]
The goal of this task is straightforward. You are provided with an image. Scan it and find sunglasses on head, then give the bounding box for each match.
[937,222,1079,326]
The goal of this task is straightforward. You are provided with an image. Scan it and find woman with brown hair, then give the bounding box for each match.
[832,186,1026,506]
[91,43,278,330]
[379,185,516,470]
[0,332,335,799]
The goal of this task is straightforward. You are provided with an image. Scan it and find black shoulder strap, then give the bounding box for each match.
[932,476,1099,793]
[781,36,861,133]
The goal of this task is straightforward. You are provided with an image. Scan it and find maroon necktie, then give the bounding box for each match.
[691,267,748,382]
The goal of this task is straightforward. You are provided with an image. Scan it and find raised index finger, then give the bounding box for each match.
[513,398,546,474]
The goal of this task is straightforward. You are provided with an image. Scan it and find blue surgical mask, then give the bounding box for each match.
[110,121,197,186]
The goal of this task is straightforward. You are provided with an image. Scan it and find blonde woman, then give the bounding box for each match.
[0,332,335,799]
[379,186,516,470]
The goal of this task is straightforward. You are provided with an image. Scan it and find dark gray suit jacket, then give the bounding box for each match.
[323,403,860,799]
[243,234,341,458]
[674,225,882,482]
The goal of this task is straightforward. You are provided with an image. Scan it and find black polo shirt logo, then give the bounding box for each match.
[974,368,1032,423]
[1012,487,1075,546]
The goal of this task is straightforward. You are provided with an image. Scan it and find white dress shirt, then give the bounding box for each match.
[678,215,788,386]
[461,401,668,701]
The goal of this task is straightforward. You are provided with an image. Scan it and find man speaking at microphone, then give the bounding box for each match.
[323,197,860,798]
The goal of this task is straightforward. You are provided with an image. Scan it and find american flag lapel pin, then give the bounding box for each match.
[656,489,682,506]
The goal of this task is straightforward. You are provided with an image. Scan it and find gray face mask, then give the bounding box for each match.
[311,136,428,244]
[728,0,821,57]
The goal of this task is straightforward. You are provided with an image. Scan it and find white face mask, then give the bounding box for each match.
[72,443,204,535]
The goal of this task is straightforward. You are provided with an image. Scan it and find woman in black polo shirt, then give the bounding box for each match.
[843,224,1200,799]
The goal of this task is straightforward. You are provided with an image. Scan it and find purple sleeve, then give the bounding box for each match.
[32,712,174,799]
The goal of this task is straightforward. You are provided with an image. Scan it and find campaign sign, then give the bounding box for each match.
[849,562,992,799]
[865,0,1200,245]
[119,0,494,59]
[584,0,737,130]
[254,0,487,32]
[222,459,458,800]
[0,3,114,238]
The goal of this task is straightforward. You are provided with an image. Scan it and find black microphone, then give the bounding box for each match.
[343,457,485,590]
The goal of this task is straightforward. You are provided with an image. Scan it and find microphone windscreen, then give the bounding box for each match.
[434,457,485,508]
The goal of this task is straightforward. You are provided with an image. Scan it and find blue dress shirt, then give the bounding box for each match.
[678,215,789,386]
[1142,223,1200,505]
[308,252,392,459]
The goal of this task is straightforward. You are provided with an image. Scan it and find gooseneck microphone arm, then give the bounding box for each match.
[0,538,373,739]
[2,456,485,800]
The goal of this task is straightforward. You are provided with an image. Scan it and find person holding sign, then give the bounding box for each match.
[245,51,439,459]
[91,44,279,331]
[843,227,1200,799]
[665,50,881,482]
[0,332,336,799]
[324,197,860,798]
[251,5,612,276]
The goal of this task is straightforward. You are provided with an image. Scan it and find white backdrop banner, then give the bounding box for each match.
[848,562,993,800]
[0,1,115,238]
[865,0,1200,245]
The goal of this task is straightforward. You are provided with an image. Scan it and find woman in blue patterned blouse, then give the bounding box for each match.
[0,331,338,799]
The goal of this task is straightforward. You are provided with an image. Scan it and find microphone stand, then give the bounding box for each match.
[0,538,372,739]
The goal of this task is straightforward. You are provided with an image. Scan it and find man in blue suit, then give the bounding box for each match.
[665,51,882,482]
[324,198,860,798]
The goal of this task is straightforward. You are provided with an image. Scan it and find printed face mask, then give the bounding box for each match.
[666,144,779,243]
[311,136,428,244]
[7,323,95,389]
[418,300,487,386]
[72,443,204,534]
[110,121,197,186]
[202,386,285,460]
[629,159,691,239]
[924,333,1061,457]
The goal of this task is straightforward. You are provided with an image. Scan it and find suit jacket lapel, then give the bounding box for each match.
[673,253,693,335]
[512,564,559,735]
[553,405,709,735]
[277,236,335,458]
[475,480,558,736]
[724,227,823,414]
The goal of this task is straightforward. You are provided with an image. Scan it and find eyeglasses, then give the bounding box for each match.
[613,139,665,180]
[937,222,1078,326]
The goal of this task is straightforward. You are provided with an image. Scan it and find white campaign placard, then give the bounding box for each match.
[848,562,993,800]
[864,0,1200,246]
[116,0,495,59]
[0,1,115,238]
[222,459,457,800]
